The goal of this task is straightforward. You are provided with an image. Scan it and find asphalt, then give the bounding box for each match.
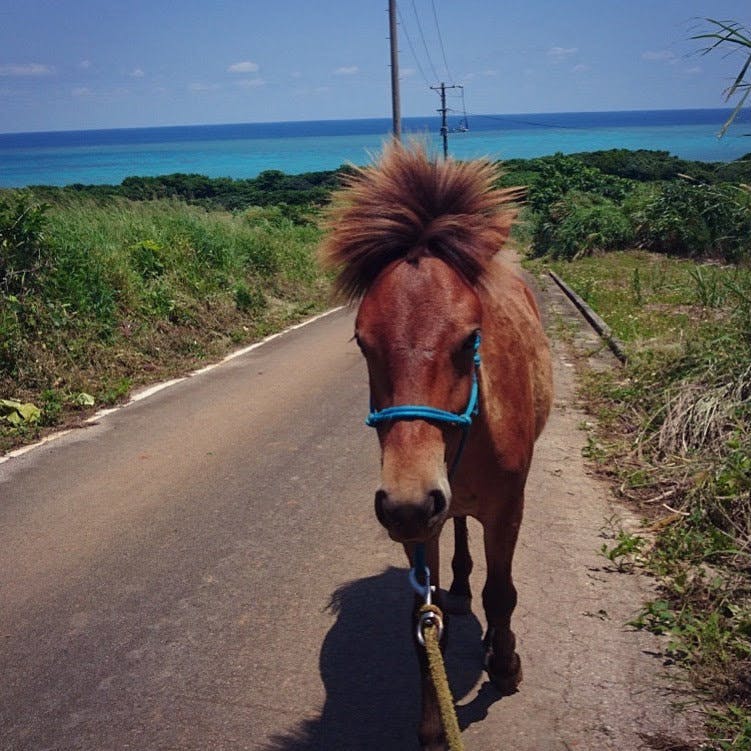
[0,286,700,750]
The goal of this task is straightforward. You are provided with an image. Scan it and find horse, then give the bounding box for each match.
[321,142,553,750]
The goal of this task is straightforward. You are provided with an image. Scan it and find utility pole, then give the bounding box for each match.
[430,82,463,159]
[388,0,401,141]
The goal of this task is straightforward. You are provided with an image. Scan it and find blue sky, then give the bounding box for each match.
[0,0,749,133]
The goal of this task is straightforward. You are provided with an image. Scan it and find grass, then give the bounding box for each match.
[0,192,332,451]
[528,250,751,750]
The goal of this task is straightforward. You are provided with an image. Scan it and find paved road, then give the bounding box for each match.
[1,291,698,750]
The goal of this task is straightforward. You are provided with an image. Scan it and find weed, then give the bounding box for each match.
[629,599,676,635]
[632,267,643,305]
[599,517,646,572]
[98,378,133,405]
[582,434,607,462]
[691,266,725,308]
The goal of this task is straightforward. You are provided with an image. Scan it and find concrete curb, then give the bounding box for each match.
[548,270,628,363]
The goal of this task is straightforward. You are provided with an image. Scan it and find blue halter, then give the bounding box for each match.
[365,332,482,477]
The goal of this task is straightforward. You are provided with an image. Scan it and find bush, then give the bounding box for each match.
[527,154,633,257]
[634,181,751,260]
[535,192,634,259]
[527,153,631,215]
[0,192,51,294]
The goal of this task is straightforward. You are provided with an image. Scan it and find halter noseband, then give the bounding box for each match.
[365,332,482,477]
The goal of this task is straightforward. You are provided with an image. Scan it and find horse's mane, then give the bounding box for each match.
[320,141,521,302]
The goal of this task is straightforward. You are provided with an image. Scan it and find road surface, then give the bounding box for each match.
[0,280,699,750]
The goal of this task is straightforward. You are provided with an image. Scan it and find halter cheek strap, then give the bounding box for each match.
[365,332,482,477]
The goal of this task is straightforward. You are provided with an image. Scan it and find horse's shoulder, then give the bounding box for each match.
[480,258,554,440]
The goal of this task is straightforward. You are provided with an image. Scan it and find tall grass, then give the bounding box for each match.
[0,192,331,449]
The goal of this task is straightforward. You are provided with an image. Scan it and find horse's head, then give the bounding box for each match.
[321,141,518,544]
[355,256,482,542]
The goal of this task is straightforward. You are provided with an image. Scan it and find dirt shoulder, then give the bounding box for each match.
[445,260,704,750]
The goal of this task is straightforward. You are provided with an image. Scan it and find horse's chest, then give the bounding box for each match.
[449,491,482,519]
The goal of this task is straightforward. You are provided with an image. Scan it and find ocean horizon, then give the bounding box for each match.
[0,108,748,188]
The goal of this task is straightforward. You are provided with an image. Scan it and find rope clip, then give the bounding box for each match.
[416,606,444,647]
[408,562,434,605]
[410,562,444,646]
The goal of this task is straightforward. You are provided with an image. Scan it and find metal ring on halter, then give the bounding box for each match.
[416,609,444,647]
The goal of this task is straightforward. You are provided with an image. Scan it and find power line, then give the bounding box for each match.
[466,112,583,130]
[397,5,432,87]
[410,0,441,83]
[430,0,453,84]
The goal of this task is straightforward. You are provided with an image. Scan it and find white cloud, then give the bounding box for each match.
[400,67,416,78]
[548,47,577,62]
[464,69,498,82]
[189,82,221,92]
[685,66,702,75]
[333,66,359,75]
[72,86,92,97]
[290,71,302,79]
[235,78,265,88]
[0,63,54,77]
[78,60,92,70]
[129,68,145,78]
[572,64,589,73]
[228,61,259,74]
[642,50,676,62]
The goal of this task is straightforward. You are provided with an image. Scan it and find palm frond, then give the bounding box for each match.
[694,18,751,137]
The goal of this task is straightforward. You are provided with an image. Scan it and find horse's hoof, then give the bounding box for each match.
[443,590,472,615]
[486,651,522,695]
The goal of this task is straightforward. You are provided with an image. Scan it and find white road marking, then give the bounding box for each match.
[0,306,345,466]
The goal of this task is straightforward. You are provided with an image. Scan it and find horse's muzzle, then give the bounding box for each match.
[374,488,448,542]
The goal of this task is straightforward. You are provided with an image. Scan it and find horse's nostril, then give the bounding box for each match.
[374,488,447,535]
[374,489,390,527]
[428,489,447,518]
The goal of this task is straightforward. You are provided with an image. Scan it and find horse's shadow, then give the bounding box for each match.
[264,566,506,750]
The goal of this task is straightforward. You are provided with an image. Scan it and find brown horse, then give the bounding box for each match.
[322,142,553,750]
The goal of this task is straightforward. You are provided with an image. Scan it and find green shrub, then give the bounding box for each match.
[527,154,633,257]
[634,181,751,260]
[233,281,266,312]
[534,192,634,259]
[130,239,167,279]
[527,153,631,215]
[0,192,51,294]
[44,239,118,329]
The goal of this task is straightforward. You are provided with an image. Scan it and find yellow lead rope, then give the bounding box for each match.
[419,604,465,751]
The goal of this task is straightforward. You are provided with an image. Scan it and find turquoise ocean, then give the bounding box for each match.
[0,108,748,188]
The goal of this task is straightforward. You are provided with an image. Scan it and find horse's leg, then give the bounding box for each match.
[445,516,472,615]
[481,501,523,694]
[405,537,447,751]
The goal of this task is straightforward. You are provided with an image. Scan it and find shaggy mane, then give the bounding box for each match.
[320,141,521,302]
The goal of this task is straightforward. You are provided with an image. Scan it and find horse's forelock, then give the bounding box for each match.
[320,142,520,302]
